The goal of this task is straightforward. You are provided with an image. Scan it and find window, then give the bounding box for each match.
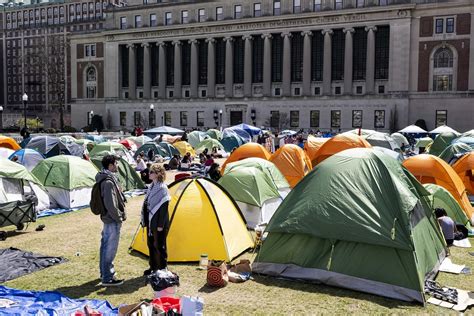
[149,110,156,127]
[165,12,172,25]
[181,10,188,24]
[356,86,363,94]
[134,111,141,126]
[198,39,208,84]
[150,13,157,27]
[197,111,204,126]
[291,33,304,82]
[314,0,321,11]
[331,29,345,81]
[378,85,385,93]
[335,86,341,94]
[120,16,127,29]
[310,110,320,127]
[446,18,454,33]
[120,112,127,126]
[85,44,96,57]
[252,36,263,83]
[86,67,97,98]
[433,47,454,92]
[290,111,299,127]
[356,0,364,7]
[254,3,261,17]
[215,38,226,84]
[335,0,343,10]
[216,7,224,21]
[374,110,385,128]
[331,110,341,128]
[234,5,242,19]
[314,87,321,95]
[436,110,447,127]
[182,41,191,85]
[353,27,367,80]
[270,111,280,128]
[375,26,390,80]
[293,0,301,13]
[164,111,172,126]
[272,34,283,82]
[379,0,387,5]
[352,110,362,128]
[311,32,324,81]
[134,15,142,27]
[198,9,206,22]
[233,37,244,83]
[435,19,443,34]
[275,87,281,96]
[274,0,281,15]
[180,111,188,126]
[201,90,207,97]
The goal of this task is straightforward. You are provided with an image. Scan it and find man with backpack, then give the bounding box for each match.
[93,154,127,286]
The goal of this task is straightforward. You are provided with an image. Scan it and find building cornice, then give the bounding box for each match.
[72,4,415,42]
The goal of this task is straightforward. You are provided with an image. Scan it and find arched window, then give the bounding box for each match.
[432,47,454,92]
[86,67,97,98]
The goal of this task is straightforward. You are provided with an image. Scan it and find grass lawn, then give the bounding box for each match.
[2,195,473,314]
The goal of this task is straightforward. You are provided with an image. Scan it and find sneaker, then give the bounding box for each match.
[101,278,124,287]
[143,269,153,276]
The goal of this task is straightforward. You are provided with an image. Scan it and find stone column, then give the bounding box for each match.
[206,38,216,98]
[262,34,272,97]
[142,42,151,99]
[365,26,377,94]
[322,29,333,95]
[173,40,182,98]
[224,36,234,98]
[127,43,136,99]
[189,39,199,98]
[282,32,292,97]
[343,28,354,95]
[302,30,312,96]
[157,41,166,98]
[243,34,253,97]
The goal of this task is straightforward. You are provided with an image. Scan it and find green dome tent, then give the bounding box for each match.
[32,156,98,209]
[134,142,168,159]
[428,132,459,156]
[253,148,447,304]
[195,138,225,154]
[391,133,409,149]
[91,152,145,192]
[424,183,471,228]
[75,139,96,152]
[223,157,289,190]
[158,142,180,158]
[415,137,433,149]
[218,164,290,228]
[187,131,210,148]
[438,143,472,164]
[206,129,222,140]
[89,142,135,165]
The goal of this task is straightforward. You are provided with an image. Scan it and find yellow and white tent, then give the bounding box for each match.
[130,177,253,262]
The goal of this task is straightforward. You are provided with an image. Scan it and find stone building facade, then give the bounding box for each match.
[70,0,474,132]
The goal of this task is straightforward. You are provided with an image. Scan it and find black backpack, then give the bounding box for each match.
[90,178,108,216]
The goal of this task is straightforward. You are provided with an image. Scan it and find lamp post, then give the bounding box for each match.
[161,115,164,126]
[149,104,155,127]
[22,93,28,130]
[0,106,3,131]
[219,109,223,131]
[251,109,256,126]
[36,117,40,133]
[89,110,94,128]
[213,110,218,127]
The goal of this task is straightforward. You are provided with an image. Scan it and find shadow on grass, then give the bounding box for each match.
[0,230,29,240]
[55,276,146,299]
[197,284,222,294]
[252,274,417,309]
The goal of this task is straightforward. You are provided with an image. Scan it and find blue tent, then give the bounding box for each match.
[221,135,245,152]
[159,142,180,157]
[25,136,84,158]
[223,127,252,143]
[9,148,44,171]
[452,136,474,148]
[143,126,184,138]
[0,286,117,315]
[232,124,262,137]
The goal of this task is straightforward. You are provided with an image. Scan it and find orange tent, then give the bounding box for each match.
[304,135,329,163]
[0,136,20,150]
[221,143,271,174]
[452,152,474,196]
[403,154,473,223]
[312,134,371,166]
[270,144,312,188]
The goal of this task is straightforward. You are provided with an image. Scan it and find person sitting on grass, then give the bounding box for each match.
[435,208,466,245]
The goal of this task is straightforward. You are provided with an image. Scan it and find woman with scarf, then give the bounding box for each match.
[141,164,170,275]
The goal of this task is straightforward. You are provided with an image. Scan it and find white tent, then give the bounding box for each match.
[398,125,427,134]
[429,125,460,135]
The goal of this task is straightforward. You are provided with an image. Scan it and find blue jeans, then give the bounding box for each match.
[99,222,121,283]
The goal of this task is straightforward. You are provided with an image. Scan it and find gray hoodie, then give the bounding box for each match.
[95,171,127,224]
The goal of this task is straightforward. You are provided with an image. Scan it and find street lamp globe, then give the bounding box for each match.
[0,106,3,112]
[22,93,28,102]
[150,104,154,111]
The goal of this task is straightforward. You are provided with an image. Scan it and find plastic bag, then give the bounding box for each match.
[146,269,180,292]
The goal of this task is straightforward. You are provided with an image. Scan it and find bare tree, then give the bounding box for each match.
[264,112,290,132]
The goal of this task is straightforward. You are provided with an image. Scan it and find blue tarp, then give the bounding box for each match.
[0,286,117,315]
[37,206,88,218]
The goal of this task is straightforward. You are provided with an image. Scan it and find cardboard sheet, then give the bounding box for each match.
[439,257,465,274]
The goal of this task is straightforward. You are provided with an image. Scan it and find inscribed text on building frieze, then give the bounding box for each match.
[107,14,368,40]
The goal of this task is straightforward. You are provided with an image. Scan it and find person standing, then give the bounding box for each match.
[96,155,127,286]
[141,164,170,275]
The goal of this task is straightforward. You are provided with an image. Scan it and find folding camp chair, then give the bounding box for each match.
[0,199,36,231]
